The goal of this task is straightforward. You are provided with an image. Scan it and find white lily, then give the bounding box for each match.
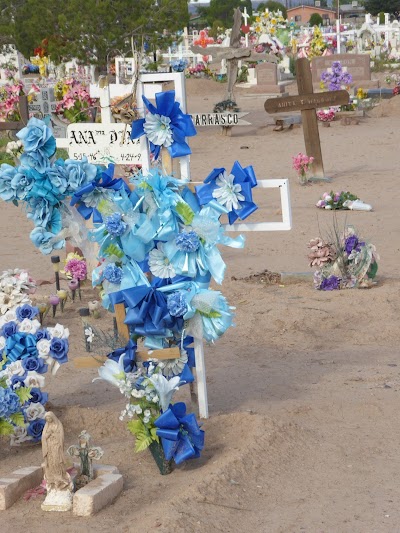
[147,373,181,412]
[93,353,126,387]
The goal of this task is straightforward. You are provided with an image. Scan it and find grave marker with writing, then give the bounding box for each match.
[265,58,349,180]
[311,54,375,88]
[254,63,284,94]
[191,112,250,127]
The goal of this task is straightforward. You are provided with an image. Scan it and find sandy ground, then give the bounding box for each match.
[1,77,400,533]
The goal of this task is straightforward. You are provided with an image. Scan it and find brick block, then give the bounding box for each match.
[73,473,123,517]
[0,466,43,510]
[73,463,119,478]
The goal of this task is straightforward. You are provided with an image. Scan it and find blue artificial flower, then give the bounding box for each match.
[29,387,48,404]
[131,90,197,160]
[17,117,56,159]
[30,226,65,255]
[2,321,17,338]
[46,160,69,195]
[103,263,123,284]
[35,329,51,342]
[167,291,188,317]
[22,356,48,374]
[27,418,46,442]
[10,166,35,201]
[175,231,200,252]
[49,337,69,364]
[105,213,127,236]
[63,157,98,194]
[10,375,27,389]
[0,164,17,201]
[0,387,20,417]
[27,197,54,228]
[16,304,39,322]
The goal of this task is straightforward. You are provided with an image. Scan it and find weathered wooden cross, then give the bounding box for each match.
[264,58,349,180]
[0,96,29,134]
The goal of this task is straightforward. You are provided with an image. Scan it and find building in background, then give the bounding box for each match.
[287,5,337,25]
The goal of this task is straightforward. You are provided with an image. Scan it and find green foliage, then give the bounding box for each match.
[9,411,25,427]
[198,309,222,318]
[364,0,399,15]
[257,1,288,18]
[379,11,385,23]
[0,0,189,68]
[0,419,14,436]
[309,13,323,26]
[127,418,159,453]
[175,201,195,225]
[15,386,32,405]
[208,20,226,39]
[199,0,253,27]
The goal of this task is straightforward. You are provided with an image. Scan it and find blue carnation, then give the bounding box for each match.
[0,163,17,202]
[27,418,46,442]
[175,231,200,252]
[105,213,127,236]
[49,337,69,364]
[167,291,188,317]
[16,304,39,322]
[29,387,48,404]
[2,321,17,338]
[103,263,123,284]
[0,387,21,417]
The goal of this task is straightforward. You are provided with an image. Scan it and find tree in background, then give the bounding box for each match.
[364,0,400,15]
[309,13,324,26]
[198,0,253,27]
[256,1,288,19]
[0,0,189,70]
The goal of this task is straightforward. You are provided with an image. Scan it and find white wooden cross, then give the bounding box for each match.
[58,72,292,420]
[242,7,250,48]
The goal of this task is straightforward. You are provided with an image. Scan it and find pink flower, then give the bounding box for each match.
[63,98,75,110]
[64,259,87,280]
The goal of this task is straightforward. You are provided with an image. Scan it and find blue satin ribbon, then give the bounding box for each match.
[70,164,130,223]
[130,90,197,160]
[29,177,63,206]
[155,402,204,465]
[107,339,137,372]
[195,161,258,224]
[6,333,38,363]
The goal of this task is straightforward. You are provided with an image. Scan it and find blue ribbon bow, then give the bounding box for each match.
[130,90,197,160]
[70,164,130,223]
[195,161,258,224]
[6,333,38,363]
[107,339,137,373]
[155,402,205,464]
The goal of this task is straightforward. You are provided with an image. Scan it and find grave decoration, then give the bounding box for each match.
[67,430,104,489]
[320,61,353,92]
[292,152,314,185]
[316,109,336,123]
[0,301,69,444]
[54,78,95,123]
[308,225,379,290]
[316,191,372,211]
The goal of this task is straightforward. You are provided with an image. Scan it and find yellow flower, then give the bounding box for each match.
[256,16,261,22]
[271,18,277,25]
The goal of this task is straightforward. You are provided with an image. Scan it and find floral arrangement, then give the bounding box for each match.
[254,9,286,37]
[0,62,18,82]
[0,269,36,315]
[54,78,95,123]
[22,64,40,75]
[0,303,69,444]
[356,88,368,100]
[316,191,359,210]
[316,108,336,122]
[193,29,214,48]
[308,27,328,59]
[393,85,400,96]
[292,153,314,185]
[308,225,379,290]
[187,61,212,78]
[0,117,103,255]
[171,59,188,73]
[320,61,353,91]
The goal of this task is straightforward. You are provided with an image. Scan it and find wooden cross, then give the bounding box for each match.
[242,7,250,47]
[192,8,277,102]
[264,58,349,180]
[0,96,29,133]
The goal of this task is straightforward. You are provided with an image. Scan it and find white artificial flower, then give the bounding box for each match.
[5,360,25,377]
[161,350,188,378]
[48,324,70,339]
[147,374,181,412]
[212,171,245,212]
[0,335,6,351]
[143,113,173,147]
[10,425,31,446]
[84,327,94,343]
[148,243,176,279]
[3,309,17,322]
[144,409,151,417]
[37,339,51,358]
[18,318,40,334]
[24,371,45,388]
[25,402,46,421]
[135,405,143,415]
[93,353,126,387]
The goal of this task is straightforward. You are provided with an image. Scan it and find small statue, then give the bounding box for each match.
[41,412,73,512]
[67,430,104,490]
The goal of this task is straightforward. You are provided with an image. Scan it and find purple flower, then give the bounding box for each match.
[49,337,69,364]
[16,304,39,322]
[319,275,341,291]
[345,235,364,255]
[27,418,46,442]
[175,231,200,252]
